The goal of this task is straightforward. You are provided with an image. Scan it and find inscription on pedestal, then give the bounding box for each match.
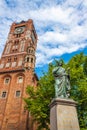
[50,98,80,130]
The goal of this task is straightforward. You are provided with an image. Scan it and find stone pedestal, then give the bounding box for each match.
[49,98,80,130]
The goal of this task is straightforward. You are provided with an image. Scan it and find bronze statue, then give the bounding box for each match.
[52,60,70,98]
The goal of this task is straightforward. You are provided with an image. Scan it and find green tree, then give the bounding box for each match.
[83,56,87,76]
[24,63,55,130]
[24,53,87,130]
[67,53,87,129]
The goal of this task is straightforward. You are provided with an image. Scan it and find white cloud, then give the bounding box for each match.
[39,31,67,44]
[0,0,87,67]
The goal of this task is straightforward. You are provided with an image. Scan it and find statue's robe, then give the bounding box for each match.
[53,66,70,98]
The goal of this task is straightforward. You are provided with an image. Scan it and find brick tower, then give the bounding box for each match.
[0,19,38,130]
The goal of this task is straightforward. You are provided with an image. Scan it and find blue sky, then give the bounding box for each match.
[0,0,87,78]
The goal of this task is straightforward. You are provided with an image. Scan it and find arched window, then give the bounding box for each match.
[17,76,23,83]
[14,57,17,61]
[4,43,11,54]
[0,63,4,69]
[8,58,11,62]
[18,58,23,66]
[4,77,10,84]
[16,34,21,38]
[5,62,10,68]
[19,40,25,52]
[14,40,19,44]
[31,58,33,63]
[15,90,21,97]
[11,62,16,67]
[1,91,7,98]
[27,57,29,62]
[27,47,35,54]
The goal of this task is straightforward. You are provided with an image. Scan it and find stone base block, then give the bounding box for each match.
[49,98,80,130]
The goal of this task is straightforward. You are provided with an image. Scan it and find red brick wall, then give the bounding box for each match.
[0,70,38,130]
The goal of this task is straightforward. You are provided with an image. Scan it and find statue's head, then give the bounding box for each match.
[58,59,63,66]
[54,59,63,66]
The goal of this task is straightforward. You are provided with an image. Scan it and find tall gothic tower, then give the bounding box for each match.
[0,19,38,130]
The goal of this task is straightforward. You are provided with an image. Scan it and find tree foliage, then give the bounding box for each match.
[24,64,55,130]
[67,53,87,129]
[24,53,87,130]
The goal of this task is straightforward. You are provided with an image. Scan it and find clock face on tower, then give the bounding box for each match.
[14,26,25,34]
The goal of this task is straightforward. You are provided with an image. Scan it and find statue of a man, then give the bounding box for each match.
[52,60,70,98]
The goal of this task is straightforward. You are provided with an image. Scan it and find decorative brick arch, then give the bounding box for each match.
[15,72,25,82]
[2,74,12,84]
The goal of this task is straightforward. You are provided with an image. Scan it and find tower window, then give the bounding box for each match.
[14,40,19,44]
[14,57,17,61]
[18,76,23,83]
[0,63,4,69]
[12,45,18,50]
[27,57,29,62]
[16,34,21,38]
[8,58,11,62]
[4,43,11,54]
[5,63,10,68]
[18,60,22,66]
[1,91,7,98]
[19,40,25,52]
[16,91,21,97]
[12,62,16,67]
[31,58,33,63]
[4,78,10,84]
